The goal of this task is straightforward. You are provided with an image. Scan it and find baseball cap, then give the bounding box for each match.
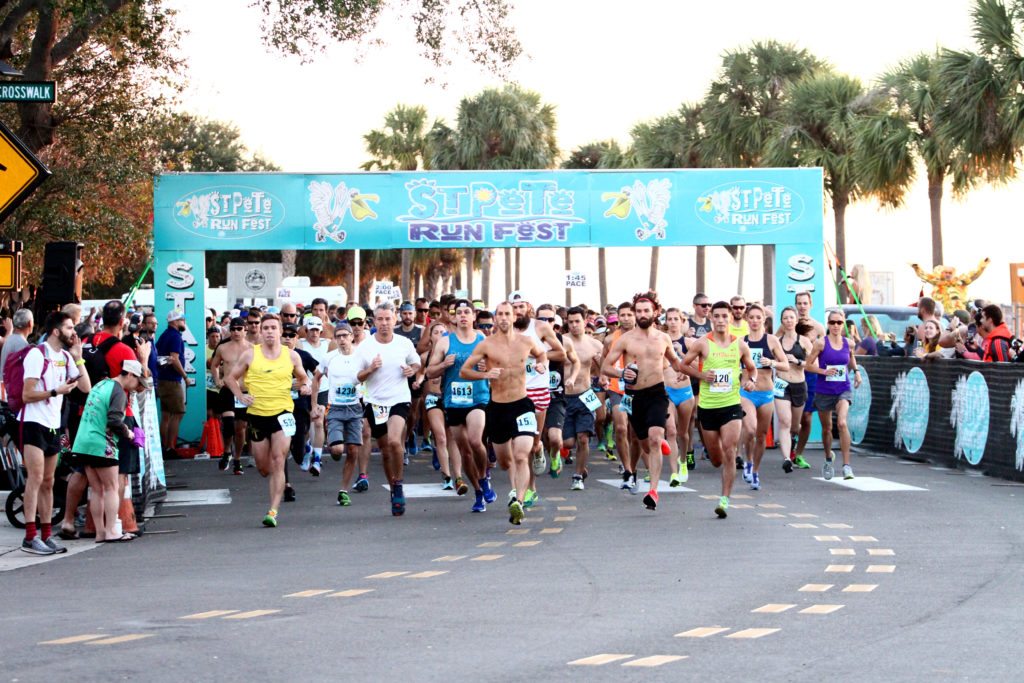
[346,305,368,321]
[454,298,473,311]
[266,305,280,314]
[472,299,485,310]
[304,315,324,330]
[121,359,144,377]
[953,310,971,325]
[335,322,353,335]
[167,309,185,322]
[230,316,245,328]
[283,322,300,334]
[507,290,528,304]
[399,302,415,312]
[554,314,563,328]
[607,314,618,323]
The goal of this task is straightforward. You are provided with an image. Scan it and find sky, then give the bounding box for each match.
[164,0,1017,309]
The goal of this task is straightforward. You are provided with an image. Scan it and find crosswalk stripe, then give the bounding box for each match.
[472,554,504,561]
[554,516,576,522]
[407,570,448,578]
[622,655,687,667]
[432,555,467,562]
[87,634,154,645]
[329,589,375,598]
[790,523,817,529]
[867,549,895,556]
[568,654,634,666]
[866,565,895,573]
[849,536,878,542]
[843,584,878,592]
[477,541,506,547]
[675,627,729,638]
[829,549,856,556]
[726,628,779,639]
[539,528,563,534]
[180,610,239,620]
[285,590,333,598]
[799,584,833,592]
[365,571,410,579]
[223,610,280,620]
[814,535,841,542]
[825,565,854,573]
[752,604,796,613]
[514,541,542,547]
[799,604,844,615]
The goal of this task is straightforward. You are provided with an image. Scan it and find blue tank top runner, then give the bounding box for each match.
[442,331,491,409]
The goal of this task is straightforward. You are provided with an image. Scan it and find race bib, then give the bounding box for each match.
[424,394,439,410]
[370,403,390,426]
[580,389,602,412]
[205,371,216,390]
[548,370,561,391]
[234,395,247,409]
[751,349,763,367]
[331,383,358,406]
[515,412,538,433]
[773,377,789,398]
[709,369,733,393]
[278,413,297,437]
[525,358,536,377]
[622,394,634,415]
[450,381,474,407]
[826,365,848,382]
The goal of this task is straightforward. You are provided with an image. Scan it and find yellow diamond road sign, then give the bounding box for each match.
[0,120,50,223]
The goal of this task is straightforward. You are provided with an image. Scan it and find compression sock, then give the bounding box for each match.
[40,523,52,541]
[25,521,37,542]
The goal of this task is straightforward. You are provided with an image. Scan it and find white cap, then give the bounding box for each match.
[167,309,185,322]
[304,315,324,330]
[554,314,563,327]
[507,290,528,304]
[121,359,144,377]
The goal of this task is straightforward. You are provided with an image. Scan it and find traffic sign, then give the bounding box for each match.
[0,81,55,103]
[0,120,50,223]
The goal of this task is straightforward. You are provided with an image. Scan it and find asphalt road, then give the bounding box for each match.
[2,444,1022,682]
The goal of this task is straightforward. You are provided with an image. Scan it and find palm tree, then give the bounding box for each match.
[428,84,560,305]
[362,104,430,297]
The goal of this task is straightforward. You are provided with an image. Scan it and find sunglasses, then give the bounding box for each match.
[349,320,365,326]
[698,303,711,308]
[478,323,493,329]
[731,305,746,310]
[828,320,845,325]
[282,333,297,338]
[537,316,555,323]
[246,320,259,325]
[417,308,429,313]
[230,326,244,331]
[335,332,351,338]
[282,312,298,318]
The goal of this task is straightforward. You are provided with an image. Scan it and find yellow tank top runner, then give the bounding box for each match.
[699,336,741,409]
[244,345,294,417]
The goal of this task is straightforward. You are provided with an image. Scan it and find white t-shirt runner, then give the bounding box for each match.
[355,334,420,407]
[323,352,361,407]
[23,344,79,428]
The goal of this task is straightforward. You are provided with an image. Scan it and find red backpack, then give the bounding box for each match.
[4,344,52,417]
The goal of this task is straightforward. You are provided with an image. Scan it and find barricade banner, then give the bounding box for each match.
[856,357,1024,482]
[132,385,167,512]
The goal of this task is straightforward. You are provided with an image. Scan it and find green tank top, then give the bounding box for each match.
[71,378,121,459]
[699,336,741,409]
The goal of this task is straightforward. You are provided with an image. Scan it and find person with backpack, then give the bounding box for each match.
[0,308,32,388]
[9,311,92,554]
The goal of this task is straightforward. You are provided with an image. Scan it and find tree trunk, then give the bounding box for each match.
[281,249,296,279]
[514,247,521,289]
[598,248,608,309]
[564,247,572,307]
[425,268,439,301]
[833,192,850,303]
[481,249,491,306]
[453,268,462,291]
[928,173,944,268]
[649,247,659,292]
[358,278,371,305]
[343,251,355,304]
[400,249,411,301]
[696,246,706,294]
[17,3,58,152]
[504,249,512,296]
[466,249,475,299]
[762,244,774,306]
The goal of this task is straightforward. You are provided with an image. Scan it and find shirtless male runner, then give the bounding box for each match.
[601,291,690,511]
[561,307,605,491]
[679,301,758,518]
[460,301,547,526]
[210,317,252,475]
[603,302,637,489]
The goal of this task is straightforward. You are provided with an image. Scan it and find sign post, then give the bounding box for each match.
[0,120,50,223]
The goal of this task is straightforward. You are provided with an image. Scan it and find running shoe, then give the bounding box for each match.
[735,455,744,470]
[310,455,321,477]
[523,488,538,508]
[750,472,760,491]
[507,488,517,504]
[471,493,486,513]
[338,490,352,506]
[570,474,584,491]
[783,458,793,474]
[643,471,651,483]
[284,486,296,502]
[628,473,639,495]
[686,449,695,470]
[620,471,631,490]
[218,452,231,471]
[679,456,689,484]
[550,453,562,478]
[822,454,834,481]
[441,476,454,491]
[508,499,524,525]
[743,460,753,482]
[232,459,244,475]
[391,485,406,517]
[403,454,410,466]
[44,538,67,554]
[793,455,811,469]
[300,444,312,471]
[262,510,278,527]
[714,495,729,518]
[669,472,682,487]
[354,474,369,492]
[564,453,574,465]
[455,477,469,496]
[616,463,625,475]
[482,479,497,504]
[605,449,618,461]
[21,538,55,555]
[643,489,659,510]
[532,451,547,475]
[842,464,855,480]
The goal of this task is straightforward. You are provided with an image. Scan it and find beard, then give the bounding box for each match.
[513,315,530,331]
[636,316,654,330]
[57,330,74,348]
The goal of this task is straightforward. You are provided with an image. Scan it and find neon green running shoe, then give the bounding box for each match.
[669,472,682,488]
[508,499,525,525]
[337,491,352,506]
[678,456,689,483]
[523,488,538,508]
[714,496,729,519]
[793,455,811,469]
[262,509,278,527]
[550,453,563,478]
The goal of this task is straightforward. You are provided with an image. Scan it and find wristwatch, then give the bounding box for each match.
[49,389,57,398]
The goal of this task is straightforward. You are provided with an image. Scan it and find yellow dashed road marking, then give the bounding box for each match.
[790,523,817,529]
[799,584,833,592]
[407,570,448,578]
[815,535,841,542]
[514,541,542,547]
[223,610,281,620]
[868,548,895,556]
[40,634,106,645]
[843,584,878,593]
[752,604,796,613]
[823,523,853,529]
[285,590,333,598]
[623,655,688,667]
[473,554,504,561]
[554,516,576,522]
[829,549,855,556]
[866,565,895,573]
[478,541,506,548]
[676,627,730,638]
[758,513,786,519]
[539,528,563,534]
[825,565,855,573]
[180,610,239,620]
[506,529,529,535]
[726,628,779,639]
[365,571,411,579]
[849,535,878,542]
[329,589,375,598]
[799,604,844,615]
[557,506,577,511]
[568,654,634,666]
[433,555,467,562]
[87,634,154,645]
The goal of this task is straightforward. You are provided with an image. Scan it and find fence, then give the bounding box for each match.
[851,357,1024,482]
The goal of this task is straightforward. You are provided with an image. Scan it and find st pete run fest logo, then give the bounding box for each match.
[396,179,583,244]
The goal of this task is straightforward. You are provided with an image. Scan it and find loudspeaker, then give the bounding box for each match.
[40,241,83,306]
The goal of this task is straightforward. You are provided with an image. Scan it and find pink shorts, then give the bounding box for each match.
[526,387,551,412]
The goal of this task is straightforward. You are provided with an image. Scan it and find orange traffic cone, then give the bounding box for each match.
[201,417,224,458]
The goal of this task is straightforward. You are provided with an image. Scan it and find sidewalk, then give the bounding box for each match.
[0,492,100,572]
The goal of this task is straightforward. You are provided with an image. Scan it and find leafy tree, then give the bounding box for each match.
[157,113,279,173]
